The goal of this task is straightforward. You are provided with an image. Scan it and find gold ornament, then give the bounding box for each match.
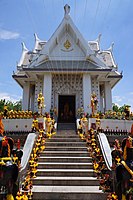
[64,40,71,49]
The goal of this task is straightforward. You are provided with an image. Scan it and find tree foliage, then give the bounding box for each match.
[0,99,22,112]
[112,103,131,113]
[112,103,119,112]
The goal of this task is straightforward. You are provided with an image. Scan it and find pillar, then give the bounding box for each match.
[100,85,104,112]
[43,73,52,112]
[22,83,30,110]
[34,79,43,112]
[83,73,91,114]
[104,81,112,111]
[30,85,35,111]
[100,93,104,112]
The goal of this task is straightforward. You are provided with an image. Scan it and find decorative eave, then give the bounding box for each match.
[22,67,111,72]
[12,74,28,88]
[107,70,123,88]
[88,33,102,52]
[107,74,123,79]
[100,42,117,68]
[12,74,28,79]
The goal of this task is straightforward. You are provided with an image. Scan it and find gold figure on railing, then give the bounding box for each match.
[80,114,88,136]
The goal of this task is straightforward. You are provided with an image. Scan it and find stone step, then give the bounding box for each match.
[52,134,79,138]
[37,162,93,169]
[39,156,92,163]
[40,151,89,157]
[46,138,81,142]
[45,146,88,151]
[56,131,77,135]
[32,176,99,186]
[32,185,107,200]
[45,142,86,147]
[36,169,94,177]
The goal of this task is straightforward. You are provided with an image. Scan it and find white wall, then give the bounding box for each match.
[3,118,45,132]
[3,119,33,132]
[89,118,133,132]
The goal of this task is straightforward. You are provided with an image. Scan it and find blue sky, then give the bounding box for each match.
[0,0,133,110]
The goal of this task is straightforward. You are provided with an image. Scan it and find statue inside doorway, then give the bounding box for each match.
[60,102,73,121]
[64,102,69,120]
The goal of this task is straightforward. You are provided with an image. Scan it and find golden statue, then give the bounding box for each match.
[37,92,45,115]
[91,92,98,117]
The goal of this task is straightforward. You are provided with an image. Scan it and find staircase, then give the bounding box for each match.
[32,129,107,200]
[57,122,76,130]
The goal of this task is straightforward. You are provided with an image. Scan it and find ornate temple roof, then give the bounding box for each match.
[13,4,122,88]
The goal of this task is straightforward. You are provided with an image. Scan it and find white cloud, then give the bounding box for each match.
[0,29,20,40]
[129,92,133,95]
[113,95,124,103]
[0,92,21,102]
[113,94,133,111]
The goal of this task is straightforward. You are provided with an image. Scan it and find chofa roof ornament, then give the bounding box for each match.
[64,4,70,16]
[107,42,114,52]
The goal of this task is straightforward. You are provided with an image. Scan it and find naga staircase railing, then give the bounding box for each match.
[18,133,37,188]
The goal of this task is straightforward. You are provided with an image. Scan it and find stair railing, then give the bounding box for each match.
[18,132,38,188]
[98,132,112,171]
[98,132,118,193]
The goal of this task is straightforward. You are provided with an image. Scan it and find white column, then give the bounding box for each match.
[100,93,104,113]
[22,83,30,110]
[83,73,91,114]
[43,73,52,112]
[104,81,112,111]
[30,86,35,111]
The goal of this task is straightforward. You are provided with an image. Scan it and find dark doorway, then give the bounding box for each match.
[58,95,75,123]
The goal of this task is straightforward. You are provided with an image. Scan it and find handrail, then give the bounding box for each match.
[98,132,112,171]
[18,132,37,187]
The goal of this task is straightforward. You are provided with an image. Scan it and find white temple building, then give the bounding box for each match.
[13,4,122,121]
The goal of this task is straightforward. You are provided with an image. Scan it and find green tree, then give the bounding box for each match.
[0,99,22,112]
[13,100,22,111]
[112,103,119,112]
[119,104,130,113]
[112,103,131,113]
[0,99,5,111]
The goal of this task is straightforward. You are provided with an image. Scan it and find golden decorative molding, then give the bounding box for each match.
[64,40,71,49]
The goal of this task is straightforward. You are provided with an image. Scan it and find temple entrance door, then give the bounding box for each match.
[58,95,75,123]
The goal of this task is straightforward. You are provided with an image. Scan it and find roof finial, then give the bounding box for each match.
[96,33,102,43]
[34,33,40,41]
[64,4,70,16]
[21,42,28,51]
[108,42,114,52]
